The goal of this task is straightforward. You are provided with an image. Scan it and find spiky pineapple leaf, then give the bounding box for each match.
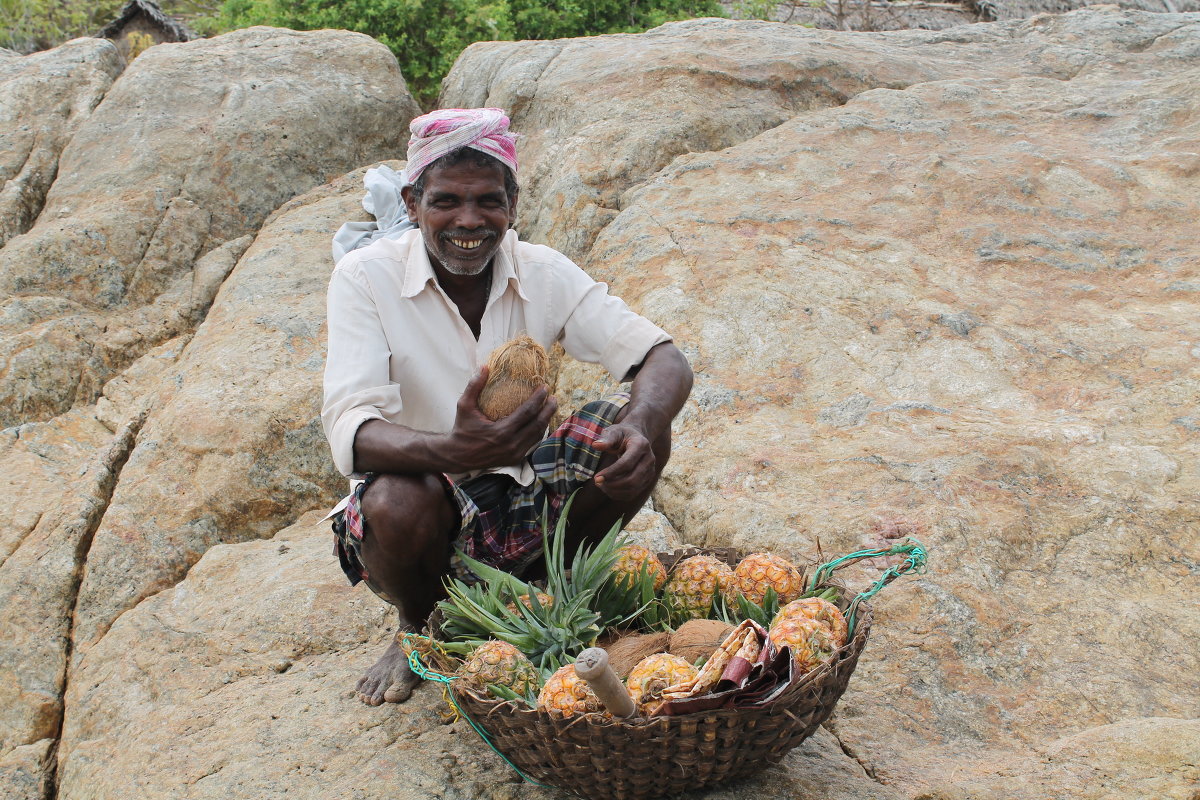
[434,490,626,672]
[710,591,738,626]
[454,550,535,598]
[800,585,843,605]
[485,683,534,706]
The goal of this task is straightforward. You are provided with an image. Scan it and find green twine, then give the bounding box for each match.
[806,538,929,638]
[401,634,554,789]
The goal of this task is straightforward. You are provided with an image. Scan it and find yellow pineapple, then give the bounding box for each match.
[611,545,667,591]
[768,616,838,674]
[771,597,848,648]
[625,653,698,714]
[504,591,554,615]
[663,554,735,620]
[537,664,607,716]
[456,640,541,698]
[732,552,804,606]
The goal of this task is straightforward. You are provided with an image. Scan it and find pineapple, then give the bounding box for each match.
[457,640,541,699]
[611,545,667,591]
[663,555,735,621]
[625,653,698,714]
[768,616,838,674]
[538,664,607,716]
[772,597,848,648]
[732,552,804,606]
[504,591,554,615]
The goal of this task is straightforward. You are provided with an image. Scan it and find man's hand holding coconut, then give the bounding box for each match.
[321,108,693,706]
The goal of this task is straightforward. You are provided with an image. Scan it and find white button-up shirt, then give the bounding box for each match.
[322,228,671,485]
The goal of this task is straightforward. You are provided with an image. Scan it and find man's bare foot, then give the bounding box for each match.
[356,638,420,706]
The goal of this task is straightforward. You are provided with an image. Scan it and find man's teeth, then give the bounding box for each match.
[450,238,484,249]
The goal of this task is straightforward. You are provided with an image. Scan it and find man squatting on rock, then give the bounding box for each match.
[321,108,694,705]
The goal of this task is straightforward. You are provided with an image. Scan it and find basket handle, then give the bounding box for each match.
[575,648,636,718]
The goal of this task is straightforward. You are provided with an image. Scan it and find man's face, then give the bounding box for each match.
[403,161,517,277]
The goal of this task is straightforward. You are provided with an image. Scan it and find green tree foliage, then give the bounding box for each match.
[218,0,723,108]
[221,0,514,107]
[505,0,721,41]
[1,0,124,52]
[3,0,722,109]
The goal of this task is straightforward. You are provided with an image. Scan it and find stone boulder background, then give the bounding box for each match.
[448,8,1200,797]
[2,8,1198,800]
[0,26,418,428]
[0,29,419,800]
[0,38,122,250]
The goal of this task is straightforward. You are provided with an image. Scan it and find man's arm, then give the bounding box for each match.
[352,367,558,475]
[592,342,693,500]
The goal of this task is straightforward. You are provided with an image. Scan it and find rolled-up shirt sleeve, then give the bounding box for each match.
[555,264,671,381]
[322,263,403,478]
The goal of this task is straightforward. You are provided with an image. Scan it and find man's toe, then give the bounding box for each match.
[383,681,413,703]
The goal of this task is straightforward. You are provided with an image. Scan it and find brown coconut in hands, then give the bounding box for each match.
[478,335,550,420]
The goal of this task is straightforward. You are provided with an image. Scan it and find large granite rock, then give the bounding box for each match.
[0,408,141,755]
[0,27,418,427]
[69,166,381,662]
[6,9,1200,800]
[450,7,1200,797]
[441,9,1198,261]
[0,38,122,250]
[0,30,417,796]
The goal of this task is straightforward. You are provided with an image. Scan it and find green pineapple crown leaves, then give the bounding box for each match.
[434,492,632,676]
[710,585,842,628]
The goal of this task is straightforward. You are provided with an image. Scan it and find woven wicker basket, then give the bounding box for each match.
[440,547,873,800]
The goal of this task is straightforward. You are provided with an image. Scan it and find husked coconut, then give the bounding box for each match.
[478,334,549,420]
[601,631,671,678]
[668,619,736,665]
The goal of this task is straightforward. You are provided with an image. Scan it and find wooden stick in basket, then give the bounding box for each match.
[574,648,636,718]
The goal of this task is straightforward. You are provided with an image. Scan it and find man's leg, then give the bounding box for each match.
[354,472,458,706]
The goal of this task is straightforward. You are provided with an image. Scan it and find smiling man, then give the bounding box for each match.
[321,108,693,706]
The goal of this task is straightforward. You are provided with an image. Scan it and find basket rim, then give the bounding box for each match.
[449,602,872,727]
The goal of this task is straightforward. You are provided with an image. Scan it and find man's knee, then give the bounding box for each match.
[361,473,454,550]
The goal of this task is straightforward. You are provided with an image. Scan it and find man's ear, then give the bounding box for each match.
[401,185,418,223]
[507,188,519,227]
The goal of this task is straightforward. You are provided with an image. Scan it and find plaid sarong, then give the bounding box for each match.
[332,392,630,590]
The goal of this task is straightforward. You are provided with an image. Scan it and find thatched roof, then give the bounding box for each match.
[97,0,196,42]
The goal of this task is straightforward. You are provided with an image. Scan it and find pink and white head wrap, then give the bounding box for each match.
[405,107,519,184]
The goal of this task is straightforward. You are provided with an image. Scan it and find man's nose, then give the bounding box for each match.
[455,202,485,228]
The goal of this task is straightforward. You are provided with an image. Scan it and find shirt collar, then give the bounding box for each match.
[400,228,530,302]
[400,231,436,298]
[491,230,530,303]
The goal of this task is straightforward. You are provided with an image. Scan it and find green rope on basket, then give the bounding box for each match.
[807,538,929,638]
[400,633,553,789]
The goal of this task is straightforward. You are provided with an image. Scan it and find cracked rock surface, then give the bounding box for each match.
[0,29,420,800]
[454,8,1200,798]
[0,38,123,251]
